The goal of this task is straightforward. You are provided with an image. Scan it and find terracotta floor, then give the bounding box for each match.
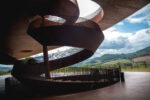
[0,72,150,100]
[30,72,150,100]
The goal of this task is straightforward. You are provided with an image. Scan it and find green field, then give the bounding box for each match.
[0,70,11,75]
[102,59,132,65]
[121,67,150,72]
[101,59,150,71]
[53,58,150,72]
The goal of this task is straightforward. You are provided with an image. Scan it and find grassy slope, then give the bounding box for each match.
[91,46,150,64]
[101,59,150,71]
[102,59,132,65]
[75,46,150,67]
[0,65,13,75]
[132,56,150,62]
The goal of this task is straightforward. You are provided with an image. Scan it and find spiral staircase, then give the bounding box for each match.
[9,0,107,89]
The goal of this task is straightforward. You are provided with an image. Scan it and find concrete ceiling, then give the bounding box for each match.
[0,0,149,64]
[96,0,150,30]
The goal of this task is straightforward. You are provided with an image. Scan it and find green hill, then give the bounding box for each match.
[133,56,150,62]
[0,65,13,75]
[76,46,150,67]
[102,59,132,65]
[92,46,150,63]
[126,46,150,59]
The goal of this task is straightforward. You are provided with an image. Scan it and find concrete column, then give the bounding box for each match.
[43,45,50,79]
[121,72,125,82]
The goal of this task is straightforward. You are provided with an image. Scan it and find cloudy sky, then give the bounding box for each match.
[92,3,150,58]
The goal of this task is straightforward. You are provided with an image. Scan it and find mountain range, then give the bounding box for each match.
[0,65,13,71]
[71,46,150,67]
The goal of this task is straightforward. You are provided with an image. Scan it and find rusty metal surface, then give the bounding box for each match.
[11,0,104,85]
[13,0,104,77]
[43,46,50,79]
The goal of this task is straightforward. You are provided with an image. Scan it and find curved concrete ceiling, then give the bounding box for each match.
[0,0,149,64]
[96,0,150,30]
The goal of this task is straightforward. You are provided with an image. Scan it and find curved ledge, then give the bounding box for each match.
[12,0,105,86]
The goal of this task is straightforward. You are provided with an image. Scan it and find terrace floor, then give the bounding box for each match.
[0,72,150,100]
[31,72,150,100]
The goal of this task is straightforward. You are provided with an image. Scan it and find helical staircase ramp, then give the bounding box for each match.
[11,0,105,89]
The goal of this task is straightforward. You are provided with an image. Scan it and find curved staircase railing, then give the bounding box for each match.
[11,0,108,87]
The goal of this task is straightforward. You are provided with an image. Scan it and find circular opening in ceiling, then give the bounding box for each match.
[77,0,101,17]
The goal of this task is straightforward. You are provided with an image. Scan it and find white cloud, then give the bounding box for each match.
[91,49,122,58]
[126,3,150,25]
[128,28,150,50]
[103,27,132,41]
[117,22,124,26]
[127,14,150,23]
[148,19,150,26]
[93,27,150,57]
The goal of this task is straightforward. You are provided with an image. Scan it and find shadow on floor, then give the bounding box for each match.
[0,80,118,100]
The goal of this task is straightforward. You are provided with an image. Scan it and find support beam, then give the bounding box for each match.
[43,45,51,79]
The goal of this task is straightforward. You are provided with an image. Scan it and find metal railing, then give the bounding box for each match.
[49,67,121,83]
